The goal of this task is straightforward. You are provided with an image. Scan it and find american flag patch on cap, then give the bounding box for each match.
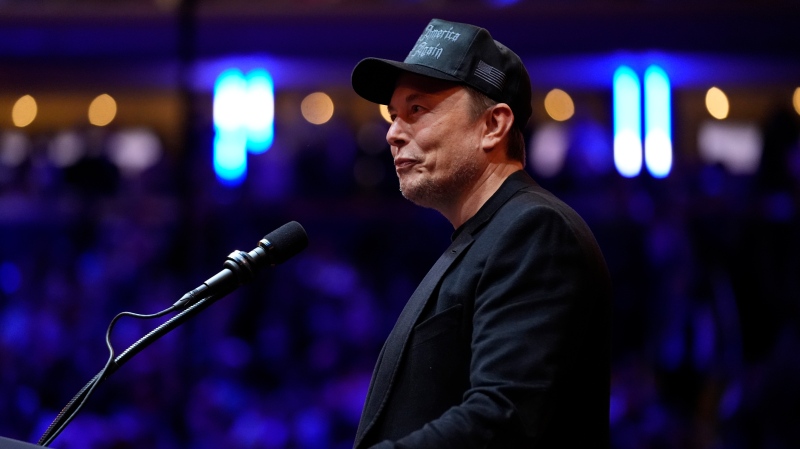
[474,60,506,90]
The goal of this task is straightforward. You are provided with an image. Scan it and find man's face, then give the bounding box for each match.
[386,73,486,211]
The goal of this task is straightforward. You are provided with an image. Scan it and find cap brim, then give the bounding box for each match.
[351,57,462,105]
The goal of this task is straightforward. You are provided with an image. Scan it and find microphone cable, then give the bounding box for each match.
[38,302,183,447]
[37,221,307,446]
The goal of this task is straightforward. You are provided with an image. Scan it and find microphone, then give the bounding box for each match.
[174,221,308,309]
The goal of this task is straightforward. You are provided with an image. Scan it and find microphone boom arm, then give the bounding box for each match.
[38,221,308,446]
[39,292,225,447]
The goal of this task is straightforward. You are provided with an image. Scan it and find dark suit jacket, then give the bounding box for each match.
[354,170,612,449]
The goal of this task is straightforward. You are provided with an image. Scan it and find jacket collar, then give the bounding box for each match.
[452,169,536,241]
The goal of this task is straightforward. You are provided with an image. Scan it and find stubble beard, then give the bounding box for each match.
[398,153,483,213]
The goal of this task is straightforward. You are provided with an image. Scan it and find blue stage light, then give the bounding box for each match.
[245,69,275,154]
[212,68,275,185]
[613,66,642,178]
[644,65,672,178]
[214,130,247,186]
[214,68,247,132]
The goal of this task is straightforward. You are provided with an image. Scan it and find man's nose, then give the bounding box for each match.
[386,118,407,149]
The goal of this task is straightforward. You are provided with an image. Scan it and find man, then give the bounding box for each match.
[350,18,612,448]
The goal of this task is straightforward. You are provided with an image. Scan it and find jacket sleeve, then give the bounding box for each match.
[367,204,601,448]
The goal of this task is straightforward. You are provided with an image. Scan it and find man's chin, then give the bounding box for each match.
[399,180,441,210]
[398,181,422,203]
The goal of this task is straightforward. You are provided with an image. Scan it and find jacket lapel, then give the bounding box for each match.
[353,231,474,448]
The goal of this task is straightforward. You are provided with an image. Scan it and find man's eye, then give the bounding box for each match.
[410,105,423,113]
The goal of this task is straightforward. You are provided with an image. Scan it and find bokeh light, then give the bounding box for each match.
[705,87,729,120]
[88,93,118,126]
[11,95,37,128]
[213,68,248,185]
[212,68,275,185]
[613,66,643,178]
[0,131,29,167]
[214,129,248,185]
[214,68,248,132]
[544,88,575,122]
[698,121,762,174]
[107,128,163,177]
[301,92,334,125]
[529,122,569,177]
[643,65,672,178]
[243,69,275,153]
[793,87,800,116]
[379,104,391,123]
[47,131,85,168]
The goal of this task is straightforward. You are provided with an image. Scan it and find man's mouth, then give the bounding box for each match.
[394,157,418,171]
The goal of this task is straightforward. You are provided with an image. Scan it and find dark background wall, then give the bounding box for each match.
[1,1,799,448]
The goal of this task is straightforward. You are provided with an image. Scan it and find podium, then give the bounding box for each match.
[0,437,45,449]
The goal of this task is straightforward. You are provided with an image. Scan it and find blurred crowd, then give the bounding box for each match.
[1,104,799,449]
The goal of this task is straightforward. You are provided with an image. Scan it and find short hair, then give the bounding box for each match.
[464,86,527,165]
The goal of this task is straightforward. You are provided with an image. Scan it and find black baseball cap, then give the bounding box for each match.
[352,18,532,130]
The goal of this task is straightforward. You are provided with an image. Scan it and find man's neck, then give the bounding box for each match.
[442,163,523,229]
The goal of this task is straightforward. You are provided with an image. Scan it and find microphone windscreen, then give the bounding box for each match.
[263,221,308,264]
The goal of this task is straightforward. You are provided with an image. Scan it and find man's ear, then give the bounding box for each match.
[482,103,514,152]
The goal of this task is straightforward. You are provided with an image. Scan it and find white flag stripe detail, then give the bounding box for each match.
[474,60,505,90]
